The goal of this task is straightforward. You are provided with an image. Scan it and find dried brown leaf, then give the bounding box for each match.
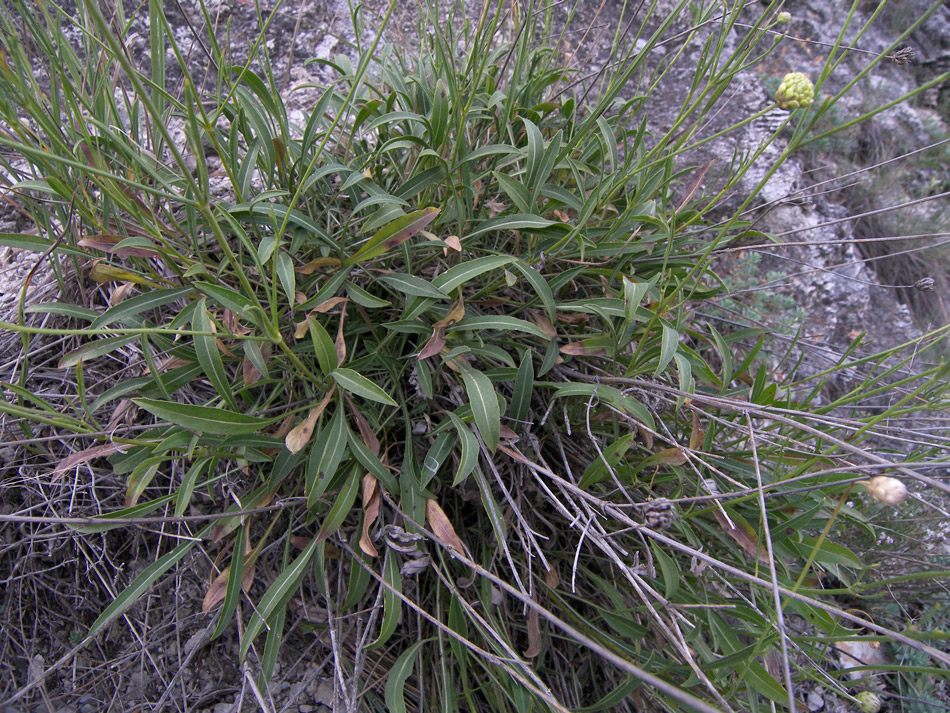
[714,510,768,563]
[443,235,462,256]
[527,310,556,340]
[347,399,380,456]
[243,356,261,387]
[433,299,465,328]
[417,327,446,360]
[556,313,588,325]
[312,296,348,314]
[293,317,311,340]
[650,447,688,466]
[690,413,705,451]
[425,498,465,553]
[560,341,607,357]
[285,407,320,454]
[359,474,381,557]
[524,604,542,658]
[51,443,121,483]
[335,311,347,365]
[109,282,136,305]
[202,561,255,612]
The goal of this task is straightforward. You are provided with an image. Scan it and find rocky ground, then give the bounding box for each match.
[1,0,948,711]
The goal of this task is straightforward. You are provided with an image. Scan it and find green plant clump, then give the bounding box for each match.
[1,0,949,711]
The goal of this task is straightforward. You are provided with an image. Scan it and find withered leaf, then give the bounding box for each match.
[714,509,769,563]
[359,474,381,557]
[560,341,607,357]
[295,257,341,274]
[417,327,446,360]
[51,443,121,483]
[524,604,542,658]
[425,498,466,553]
[443,235,462,256]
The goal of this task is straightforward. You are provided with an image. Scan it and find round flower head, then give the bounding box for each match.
[865,476,907,506]
[775,72,814,110]
[855,691,882,713]
[776,11,791,24]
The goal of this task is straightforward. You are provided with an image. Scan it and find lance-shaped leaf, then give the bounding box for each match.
[240,537,321,659]
[458,363,500,452]
[132,398,279,435]
[192,298,237,410]
[331,368,398,406]
[345,207,439,266]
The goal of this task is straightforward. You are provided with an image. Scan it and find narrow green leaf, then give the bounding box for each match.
[431,255,513,294]
[369,550,402,650]
[132,398,278,435]
[465,214,556,241]
[447,413,479,486]
[316,466,361,542]
[176,456,213,517]
[308,319,338,375]
[547,383,655,430]
[25,303,99,321]
[193,298,237,410]
[348,427,398,493]
[493,171,531,214]
[447,316,550,341]
[378,273,449,300]
[0,232,87,258]
[509,351,534,426]
[87,523,212,639]
[240,537,321,659]
[345,280,391,308]
[60,335,138,369]
[212,524,246,640]
[384,640,427,713]
[655,322,680,377]
[89,287,191,330]
[650,541,680,599]
[275,251,295,305]
[511,260,556,322]
[331,368,398,406]
[459,364,500,452]
[77,492,177,534]
[307,407,349,504]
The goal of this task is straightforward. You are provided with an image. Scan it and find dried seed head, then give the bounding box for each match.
[865,476,907,506]
[855,691,882,713]
[775,72,815,110]
[642,498,675,529]
[890,47,915,65]
[915,277,935,292]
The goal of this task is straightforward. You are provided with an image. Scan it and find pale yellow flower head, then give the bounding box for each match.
[775,72,814,110]
[864,476,907,506]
